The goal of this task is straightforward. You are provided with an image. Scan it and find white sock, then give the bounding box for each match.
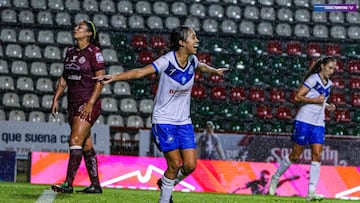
[308,161,321,194]
[274,155,292,180]
[159,175,175,203]
[174,170,186,186]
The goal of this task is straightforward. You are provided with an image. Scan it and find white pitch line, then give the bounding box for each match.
[35,189,57,203]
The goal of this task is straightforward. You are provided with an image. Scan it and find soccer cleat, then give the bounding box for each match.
[157,178,174,203]
[76,185,103,194]
[51,182,73,193]
[306,192,324,201]
[268,175,279,195]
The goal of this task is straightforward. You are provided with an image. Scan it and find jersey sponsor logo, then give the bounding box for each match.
[79,56,86,64]
[65,63,80,71]
[71,55,78,62]
[169,89,191,94]
[96,53,104,63]
[68,75,81,80]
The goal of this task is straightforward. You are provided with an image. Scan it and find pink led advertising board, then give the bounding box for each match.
[30,152,360,199]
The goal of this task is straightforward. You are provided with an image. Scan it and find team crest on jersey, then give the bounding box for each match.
[96,53,104,62]
[79,56,86,64]
[181,76,187,84]
[188,65,194,74]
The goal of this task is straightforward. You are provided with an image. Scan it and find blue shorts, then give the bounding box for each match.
[291,120,325,146]
[152,124,196,152]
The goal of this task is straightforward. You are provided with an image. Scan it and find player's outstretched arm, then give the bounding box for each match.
[197,62,228,76]
[93,64,156,84]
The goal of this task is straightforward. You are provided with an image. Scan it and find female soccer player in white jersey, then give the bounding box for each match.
[268,56,337,201]
[94,26,228,203]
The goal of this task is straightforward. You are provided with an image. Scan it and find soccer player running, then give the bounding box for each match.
[268,56,337,201]
[51,21,105,194]
[94,26,228,203]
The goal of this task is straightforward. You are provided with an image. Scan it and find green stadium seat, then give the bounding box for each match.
[227,70,246,86]
[205,39,224,53]
[353,109,360,123]
[233,55,249,70]
[214,54,231,68]
[332,126,348,136]
[248,73,265,86]
[250,122,265,133]
[230,120,245,132]
[253,55,269,71]
[271,122,286,133]
[288,75,302,88]
[237,103,254,119]
[217,103,234,118]
[197,101,215,116]
[131,80,150,99]
[270,74,285,87]
[344,45,360,58]
[118,50,136,65]
[246,40,264,55]
[271,57,288,71]
[352,126,360,136]
[291,58,307,73]
[112,34,128,49]
[226,38,243,54]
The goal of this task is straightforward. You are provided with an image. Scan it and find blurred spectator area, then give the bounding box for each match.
[0,0,359,137]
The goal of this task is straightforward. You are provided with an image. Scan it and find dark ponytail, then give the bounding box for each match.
[303,56,336,81]
[84,20,101,48]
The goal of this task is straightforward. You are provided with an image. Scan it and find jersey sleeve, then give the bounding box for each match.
[91,47,105,72]
[192,55,200,69]
[152,55,168,73]
[303,74,316,89]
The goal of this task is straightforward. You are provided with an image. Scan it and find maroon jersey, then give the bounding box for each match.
[63,44,105,102]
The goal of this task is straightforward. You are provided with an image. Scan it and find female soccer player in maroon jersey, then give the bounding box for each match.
[51,21,105,194]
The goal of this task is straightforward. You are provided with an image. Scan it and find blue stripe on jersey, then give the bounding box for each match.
[164,60,195,85]
[152,62,159,73]
[313,81,330,97]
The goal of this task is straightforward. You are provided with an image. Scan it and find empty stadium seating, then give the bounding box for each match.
[0,0,358,137]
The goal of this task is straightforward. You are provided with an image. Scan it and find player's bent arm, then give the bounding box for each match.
[53,76,67,102]
[52,76,67,115]
[294,85,325,104]
[112,64,156,81]
[87,69,105,106]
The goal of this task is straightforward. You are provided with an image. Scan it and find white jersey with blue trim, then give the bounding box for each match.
[151,51,199,125]
[295,73,332,126]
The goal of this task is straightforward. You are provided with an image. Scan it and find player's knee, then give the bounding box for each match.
[289,154,300,162]
[311,153,321,162]
[182,164,196,175]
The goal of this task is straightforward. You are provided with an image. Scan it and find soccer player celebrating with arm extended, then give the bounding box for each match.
[268,56,337,201]
[94,26,228,203]
[51,21,105,194]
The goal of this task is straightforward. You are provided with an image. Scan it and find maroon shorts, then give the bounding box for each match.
[67,100,101,126]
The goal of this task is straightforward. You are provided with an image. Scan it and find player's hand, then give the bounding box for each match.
[326,103,336,111]
[216,68,229,76]
[92,75,113,84]
[315,94,325,104]
[51,100,59,117]
[78,103,93,121]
